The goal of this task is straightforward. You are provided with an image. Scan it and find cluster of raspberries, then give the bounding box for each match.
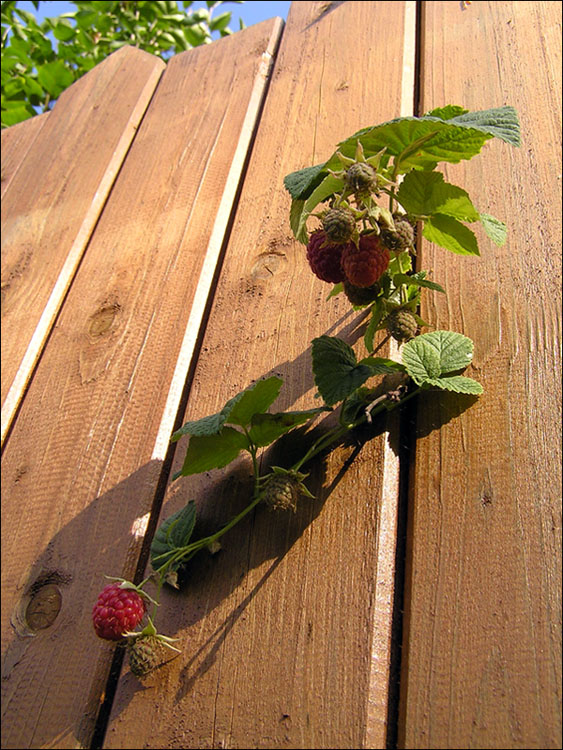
[306,229,390,289]
[306,209,414,294]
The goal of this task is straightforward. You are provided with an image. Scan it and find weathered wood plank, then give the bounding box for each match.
[104,3,412,749]
[399,2,562,748]
[1,112,49,199]
[0,20,283,750]
[0,46,165,445]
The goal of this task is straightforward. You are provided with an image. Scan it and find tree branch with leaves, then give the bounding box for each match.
[1,0,244,128]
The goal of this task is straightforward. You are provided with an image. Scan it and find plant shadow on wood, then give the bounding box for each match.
[107,312,480,718]
[2,311,480,739]
[239,304,372,413]
[107,408,386,716]
[411,389,480,438]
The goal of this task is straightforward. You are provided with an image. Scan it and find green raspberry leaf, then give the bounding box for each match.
[225,377,283,427]
[283,106,520,198]
[290,174,345,244]
[172,411,228,440]
[172,377,283,440]
[397,171,480,222]
[289,199,306,242]
[312,336,374,406]
[446,106,521,146]
[479,213,507,246]
[150,500,197,575]
[402,331,475,386]
[364,299,387,352]
[173,428,250,478]
[284,164,326,200]
[393,272,446,293]
[358,356,406,373]
[423,214,480,256]
[424,105,469,120]
[403,340,442,383]
[248,407,329,447]
[396,171,443,214]
[424,375,483,395]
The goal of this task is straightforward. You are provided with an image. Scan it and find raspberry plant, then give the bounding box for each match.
[93,104,520,677]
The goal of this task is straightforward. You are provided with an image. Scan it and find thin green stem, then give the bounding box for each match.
[151,437,264,589]
[291,424,349,472]
[145,385,421,616]
[243,429,261,499]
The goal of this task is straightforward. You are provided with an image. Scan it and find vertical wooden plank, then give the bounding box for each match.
[1,112,49,198]
[366,3,417,745]
[0,46,165,444]
[399,2,562,748]
[105,3,409,749]
[0,20,282,750]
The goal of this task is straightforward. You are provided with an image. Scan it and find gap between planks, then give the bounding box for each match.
[364,2,417,747]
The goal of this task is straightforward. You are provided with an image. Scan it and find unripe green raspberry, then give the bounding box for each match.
[385,309,418,342]
[128,635,164,677]
[345,162,377,195]
[381,219,415,251]
[322,208,356,243]
[261,468,313,513]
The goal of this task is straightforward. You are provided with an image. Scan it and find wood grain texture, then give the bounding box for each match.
[104,3,409,749]
[0,20,282,750]
[399,2,562,748]
[0,46,165,445]
[1,112,49,199]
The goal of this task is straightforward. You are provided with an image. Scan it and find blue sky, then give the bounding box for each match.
[18,1,292,34]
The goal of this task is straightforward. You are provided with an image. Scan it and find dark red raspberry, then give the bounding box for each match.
[341,234,390,287]
[92,582,146,641]
[306,230,347,283]
[343,279,380,306]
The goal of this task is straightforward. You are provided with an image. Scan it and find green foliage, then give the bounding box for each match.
[284,105,519,257]
[150,500,196,575]
[1,0,244,128]
[174,427,250,477]
[402,331,483,393]
[248,408,328,447]
[171,376,282,442]
[284,106,520,201]
[479,212,507,246]
[422,214,480,256]
[311,335,402,406]
[396,171,480,222]
[172,377,325,478]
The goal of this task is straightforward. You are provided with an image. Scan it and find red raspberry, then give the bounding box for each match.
[341,234,390,287]
[92,582,146,641]
[306,230,347,283]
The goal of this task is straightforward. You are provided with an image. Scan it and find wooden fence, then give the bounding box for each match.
[1,2,561,748]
